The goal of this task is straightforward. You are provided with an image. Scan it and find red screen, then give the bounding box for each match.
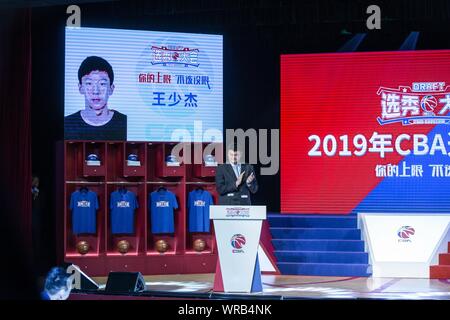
[281,50,450,214]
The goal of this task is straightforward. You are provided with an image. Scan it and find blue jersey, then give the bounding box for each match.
[149,189,178,234]
[110,190,138,234]
[188,189,213,232]
[70,190,99,234]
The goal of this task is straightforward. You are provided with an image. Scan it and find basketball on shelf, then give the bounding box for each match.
[76,241,89,255]
[193,239,206,252]
[155,239,168,253]
[117,240,130,254]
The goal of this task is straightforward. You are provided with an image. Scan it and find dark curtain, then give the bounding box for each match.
[0,8,39,299]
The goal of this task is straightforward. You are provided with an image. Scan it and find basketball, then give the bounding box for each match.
[193,239,206,252]
[420,95,438,112]
[155,239,169,253]
[117,240,130,254]
[76,241,89,255]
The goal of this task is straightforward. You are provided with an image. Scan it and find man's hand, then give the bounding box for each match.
[246,172,255,184]
[235,172,245,188]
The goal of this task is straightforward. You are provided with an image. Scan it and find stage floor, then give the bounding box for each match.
[82,274,450,300]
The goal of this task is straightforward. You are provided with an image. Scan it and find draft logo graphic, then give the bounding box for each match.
[377,82,450,125]
[151,46,199,67]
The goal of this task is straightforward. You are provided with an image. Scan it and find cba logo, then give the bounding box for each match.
[397,226,415,241]
[420,95,438,113]
[231,234,246,252]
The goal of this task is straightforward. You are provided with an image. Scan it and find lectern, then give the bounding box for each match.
[210,205,266,293]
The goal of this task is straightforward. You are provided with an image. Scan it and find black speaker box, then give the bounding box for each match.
[105,272,146,293]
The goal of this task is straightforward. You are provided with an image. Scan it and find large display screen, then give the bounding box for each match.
[281,50,450,214]
[64,27,223,142]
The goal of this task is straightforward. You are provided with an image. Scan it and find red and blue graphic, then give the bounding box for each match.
[397,226,416,239]
[230,234,246,249]
[281,50,450,214]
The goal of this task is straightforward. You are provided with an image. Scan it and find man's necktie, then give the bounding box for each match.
[233,164,240,177]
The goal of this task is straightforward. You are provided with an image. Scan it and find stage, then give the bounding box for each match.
[69,273,450,300]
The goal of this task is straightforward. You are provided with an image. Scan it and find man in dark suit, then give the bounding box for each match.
[215,144,258,205]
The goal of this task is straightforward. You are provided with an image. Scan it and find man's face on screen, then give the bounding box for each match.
[228,150,241,164]
[79,70,114,111]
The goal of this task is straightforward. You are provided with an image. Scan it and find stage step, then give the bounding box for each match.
[430,242,450,279]
[275,250,368,264]
[269,213,370,277]
[439,253,450,265]
[278,262,371,277]
[430,265,450,279]
[271,228,361,240]
[272,239,365,252]
[268,214,357,228]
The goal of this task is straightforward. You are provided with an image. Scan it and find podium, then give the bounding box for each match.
[210,205,266,293]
